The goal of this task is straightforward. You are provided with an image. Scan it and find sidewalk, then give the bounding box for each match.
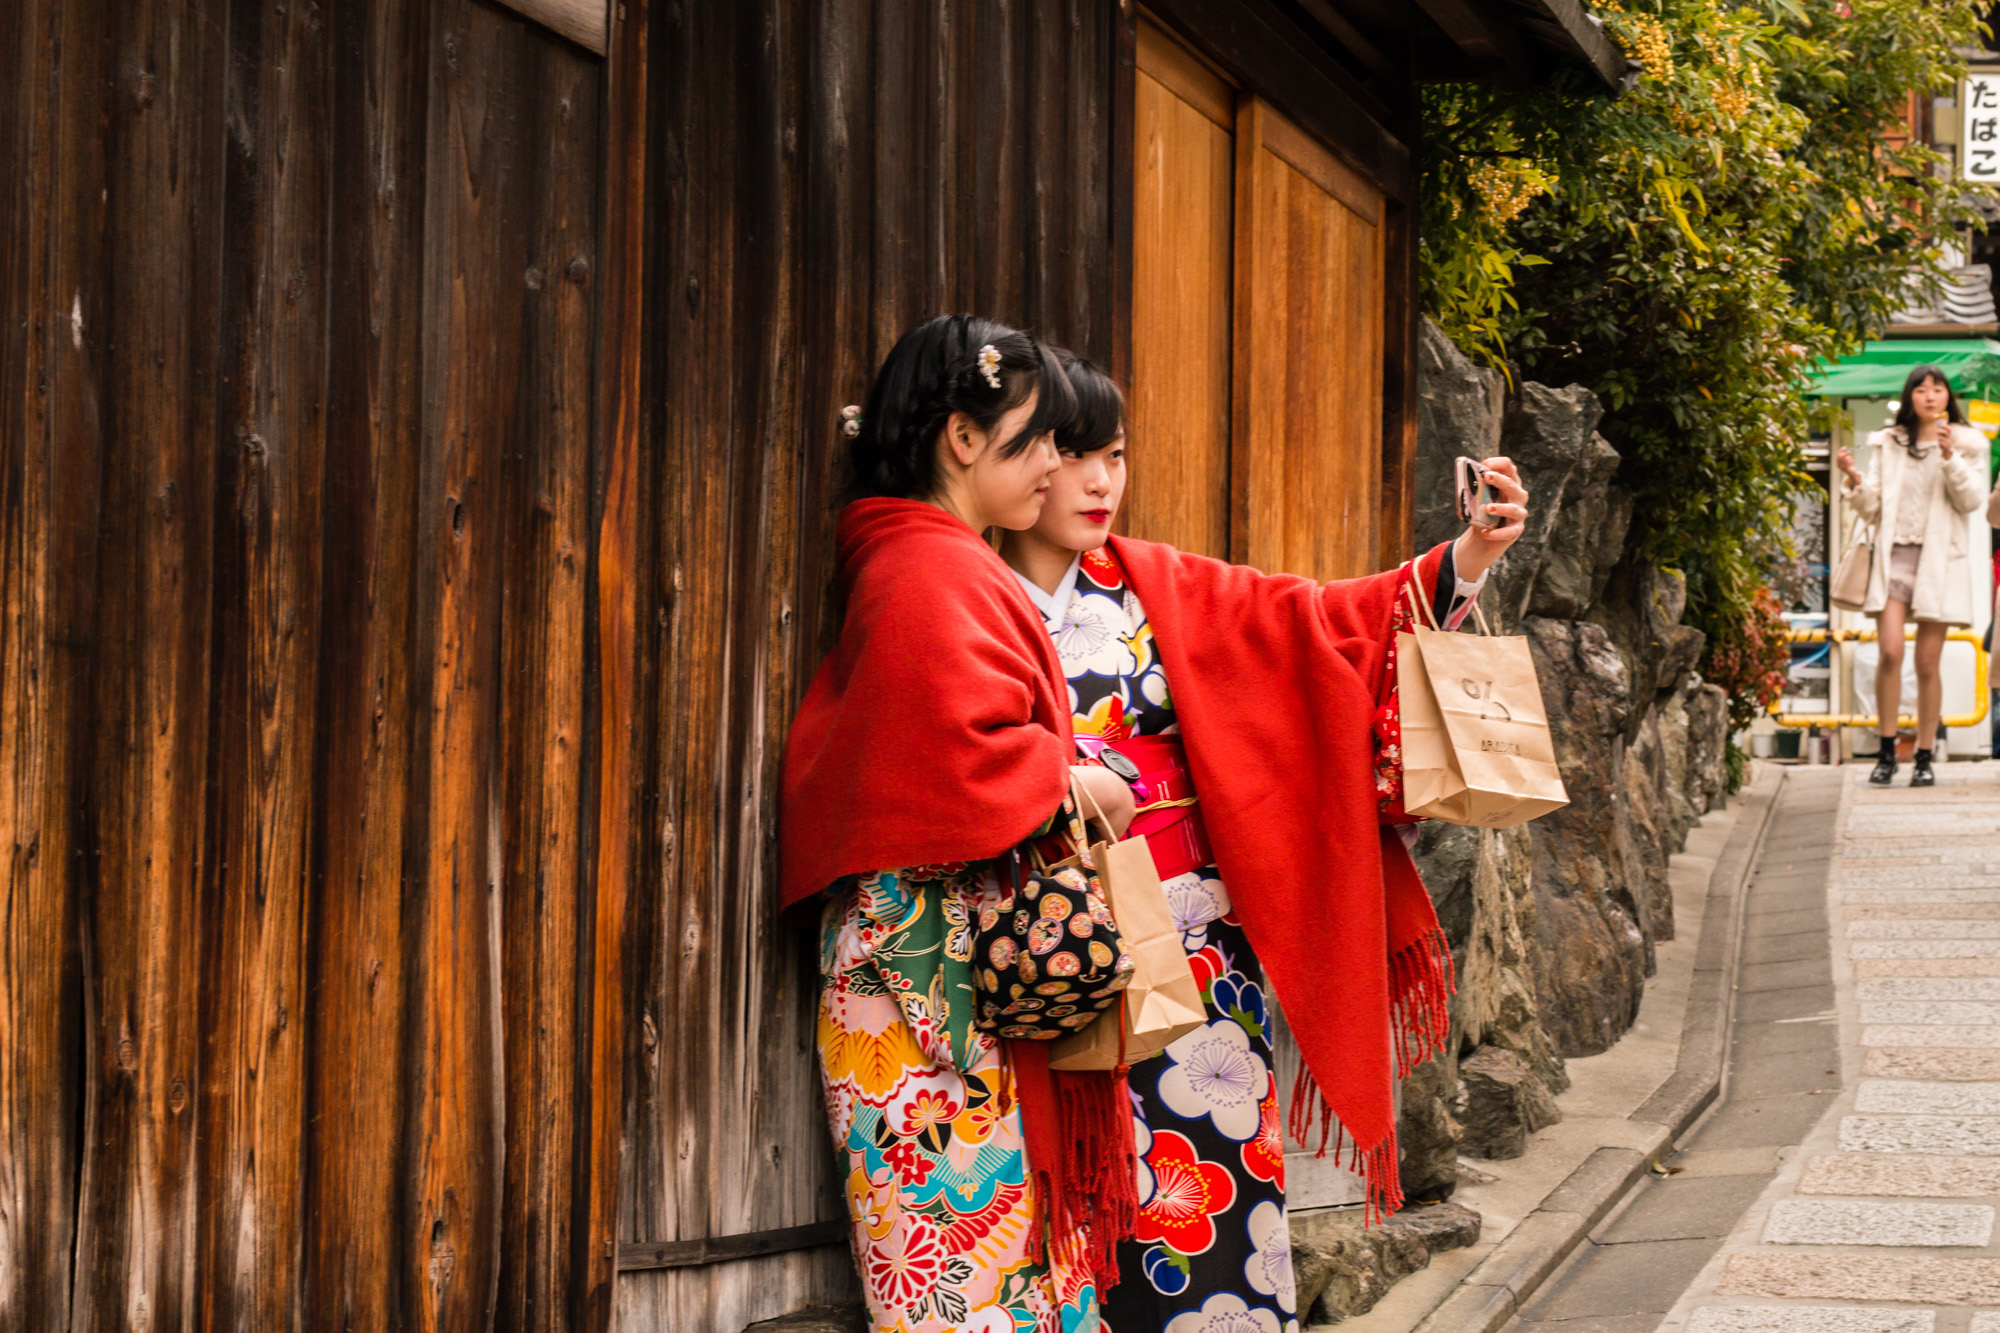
[1318,769,1775,1331]
[1495,766,1845,1331]
[1650,763,2000,1332]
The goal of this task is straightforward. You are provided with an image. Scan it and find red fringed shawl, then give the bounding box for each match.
[1111,536,1456,1221]
[781,498,1138,1286]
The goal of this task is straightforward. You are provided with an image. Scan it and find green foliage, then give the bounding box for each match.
[1702,585,1795,731]
[1421,0,1990,715]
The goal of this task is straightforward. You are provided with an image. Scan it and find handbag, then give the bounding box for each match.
[969,785,1133,1040]
[1397,582,1569,828]
[1047,781,1207,1071]
[1830,519,1874,613]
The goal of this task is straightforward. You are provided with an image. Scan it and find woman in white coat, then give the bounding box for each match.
[1835,364,1987,787]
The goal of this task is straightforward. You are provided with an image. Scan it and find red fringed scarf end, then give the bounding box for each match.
[1287,924,1457,1227]
[1049,1069,1140,1293]
[1390,925,1456,1079]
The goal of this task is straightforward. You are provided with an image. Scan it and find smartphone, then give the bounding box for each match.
[1455,456,1502,528]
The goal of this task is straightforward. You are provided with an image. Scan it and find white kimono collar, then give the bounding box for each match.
[1012,554,1083,626]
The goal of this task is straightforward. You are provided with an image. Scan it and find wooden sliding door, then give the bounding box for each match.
[1124,18,1392,581]
[1231,97,1386,582]
[1123,20,1235,558]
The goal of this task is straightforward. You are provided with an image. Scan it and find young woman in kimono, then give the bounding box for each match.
[996,354,1528,1332]
[782,317,1151,1333]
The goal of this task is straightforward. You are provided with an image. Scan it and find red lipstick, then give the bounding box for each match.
[1082,509,1111,523]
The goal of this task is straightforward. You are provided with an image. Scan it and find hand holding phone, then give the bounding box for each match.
[1455,456,1502,529]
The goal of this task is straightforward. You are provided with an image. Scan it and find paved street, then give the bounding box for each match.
[1513,764,2000,1333]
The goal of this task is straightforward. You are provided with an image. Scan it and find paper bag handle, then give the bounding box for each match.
[1402,563,1442,632]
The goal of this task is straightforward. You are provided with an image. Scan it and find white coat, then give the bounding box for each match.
[1844,423,1986,626]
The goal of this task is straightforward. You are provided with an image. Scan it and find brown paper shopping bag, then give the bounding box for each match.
[1397,584,1568,829]
[1048,784,1207,1071]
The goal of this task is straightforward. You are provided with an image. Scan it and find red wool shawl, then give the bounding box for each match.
[781,498,1137,1284]
[1110,535,1455,1220]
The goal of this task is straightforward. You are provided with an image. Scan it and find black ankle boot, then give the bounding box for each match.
[1911,748,1936,787]
[1870,749,1898,785]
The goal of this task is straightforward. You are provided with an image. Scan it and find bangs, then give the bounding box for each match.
[994,340,1079,458]
[1056,356,1124,453]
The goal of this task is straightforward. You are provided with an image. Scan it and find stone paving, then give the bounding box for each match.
[1501,768,1846,1333]
[1653,764,2000,1333]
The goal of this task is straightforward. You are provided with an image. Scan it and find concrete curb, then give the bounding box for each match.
[1408,763,1787,1333]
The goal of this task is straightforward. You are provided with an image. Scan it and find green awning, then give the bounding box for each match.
[1806,338,2000,402]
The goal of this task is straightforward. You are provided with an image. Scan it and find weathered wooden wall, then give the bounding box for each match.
[610,2,1119,1326]
[0,0,627,1326]
[1,0,1117,1328]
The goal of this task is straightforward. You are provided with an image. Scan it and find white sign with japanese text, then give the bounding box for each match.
[1965,73,2000,181]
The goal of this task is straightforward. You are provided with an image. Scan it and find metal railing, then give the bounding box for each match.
[1767,627,1990,729]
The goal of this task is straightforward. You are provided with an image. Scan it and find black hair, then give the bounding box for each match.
[1893,363,1967,440]
[843,314,1076,502]
[1052,350,1126,456]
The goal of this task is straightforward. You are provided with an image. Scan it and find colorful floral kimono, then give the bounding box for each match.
[1012,547,1477,1333]
[818,859,1103,1333]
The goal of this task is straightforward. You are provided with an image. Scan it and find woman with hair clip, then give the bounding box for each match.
[783,316,1146,1333]
[1835,363,1987,788]
[997,353,1527,1331]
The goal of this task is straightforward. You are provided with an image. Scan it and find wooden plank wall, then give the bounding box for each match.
[0,0,622,1327]
[611,2,1118,1327]
[2,0,1117,1328]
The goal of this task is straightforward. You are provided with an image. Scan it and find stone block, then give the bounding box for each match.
[743,1306,868,1333]
[1760,1199,1994,1247]
[1854,1077,2000,1115]
[1688,1309,1934,1333]
[1719,1252,2000,1304]
[1864,1046,2000,1080]
[1457,1045,1563,1159]
[1799,1150,2000,1196]
[1291,1202,1480,1323]
[1840,1113,2000,1154]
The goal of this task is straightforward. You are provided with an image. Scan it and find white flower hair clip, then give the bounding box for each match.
[840,404,862,439]
[977,344,1003,390]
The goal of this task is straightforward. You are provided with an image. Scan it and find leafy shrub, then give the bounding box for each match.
[1421,0,1989,719]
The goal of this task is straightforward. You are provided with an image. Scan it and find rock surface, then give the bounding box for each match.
[1525,616,1651,1056]
[1414,320,1506,556]
[1456,1045,1563,1159]
[1293,1203,1482,1324]
[1485,383,1605,631]
[1397,1051,1465,1202]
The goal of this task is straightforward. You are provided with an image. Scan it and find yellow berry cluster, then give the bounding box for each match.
[1713,81,1751,120]
[1468,161,1547,224]
[1613,14,1675,82]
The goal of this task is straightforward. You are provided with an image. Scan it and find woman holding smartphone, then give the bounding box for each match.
[1835,364,1987,787]
[997,353,1527,1330]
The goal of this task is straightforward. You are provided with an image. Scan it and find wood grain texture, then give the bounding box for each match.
[1122,40,1236,560]
[68,0,226,1322]
[0,1,86,1326]
[612,2,1115,1327]
[2,0,1441,1325]
[7,0,620,1327]
[198,0,331,1325]
[1232,96,1387,582]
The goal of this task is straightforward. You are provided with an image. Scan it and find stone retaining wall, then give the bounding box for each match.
[1393,320,1731,1199]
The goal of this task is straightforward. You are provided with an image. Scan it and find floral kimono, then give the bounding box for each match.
[818,859,1102,1333]
[1011,546,1478,1333]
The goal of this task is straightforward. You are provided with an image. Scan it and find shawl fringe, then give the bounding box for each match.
[1288,924,1457,1226]
[1042,1069,1138,1292]
[1390,925,1456,1079]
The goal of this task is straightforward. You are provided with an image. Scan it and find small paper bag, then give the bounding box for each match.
[1049,804,1206,1071]
[1398,587,1569,829]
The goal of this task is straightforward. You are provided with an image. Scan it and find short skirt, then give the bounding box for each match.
[1884,543,1922,610]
